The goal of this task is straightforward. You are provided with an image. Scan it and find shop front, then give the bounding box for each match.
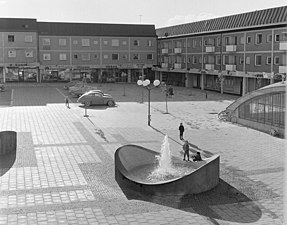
[3,64,39,82]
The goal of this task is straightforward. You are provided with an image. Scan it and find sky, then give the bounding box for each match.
[0,0,286,28]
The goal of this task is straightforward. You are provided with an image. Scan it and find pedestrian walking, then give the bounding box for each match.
[183,140,190,161]
[65,96,70,108]
[179,122,184,140]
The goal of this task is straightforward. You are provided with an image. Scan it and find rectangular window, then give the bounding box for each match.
[204,39,208,46]
[43,53,51,60]
[112,53,119,60]
[123,54,128,59]
[122,41,127,45]
[274,56,280,65]
[74,54,78,59]
[93,40,99,45]
[239,57,244,64]
[147,54,153,60]
[199,40,202,46]
[193,40,196,48]
[246,36,251,44]
[59,39,67,46]
[59,53,67,61]
[246,56,250,65]
[266,56,272,64]
[103,40,108,45]
[25,50,33,58]
[134,40,139,46]
[147,40,152,47]
[240,36,245,44]
[274,34,280,42]
[25,35,32,43]
[217,37,221,46]
[199,56,202,63]
[255,55,262,66]
[192,56,197,64]
[225,36,230,45]
[216,55,221,65]
[94,54,98,59]
[256,34,263,44]
[8,50,16,57]
[42,38,50,45]
[81,39,90,46]
[203,56,207,63]
[133,54,139,60]
[111,39,119,47]
[103,54,108,59]
[187,41,191,47]
[73,40,78,45]
[8,35,15,42]
[283,32,287,41]
[81,53,90,61]
[267,34,272,42]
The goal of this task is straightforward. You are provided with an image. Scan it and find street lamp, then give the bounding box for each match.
[137,79,160,126]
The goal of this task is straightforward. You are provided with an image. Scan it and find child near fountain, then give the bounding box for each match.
[192,152,202,162]
[182,140,190,161]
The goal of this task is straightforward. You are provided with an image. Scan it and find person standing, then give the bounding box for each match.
[179,122,184,140]
[65,96,70,108]
[183,140,190,161]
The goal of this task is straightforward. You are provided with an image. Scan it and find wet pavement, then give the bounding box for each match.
[0,82,285,224]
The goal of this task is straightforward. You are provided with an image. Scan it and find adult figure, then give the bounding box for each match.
[182,140,190,161]
[179,122,184,140]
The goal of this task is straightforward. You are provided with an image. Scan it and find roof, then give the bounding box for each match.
[37,22,156,37]
[0,18,38,31]
[156,6,287,38]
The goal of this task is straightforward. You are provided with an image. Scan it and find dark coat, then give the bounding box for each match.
[179,125,184,133]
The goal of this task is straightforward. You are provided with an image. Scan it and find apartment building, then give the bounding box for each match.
[0,19,157,83]
[155,6,287,96]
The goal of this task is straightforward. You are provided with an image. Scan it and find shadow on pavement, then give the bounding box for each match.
[118,178,262,223]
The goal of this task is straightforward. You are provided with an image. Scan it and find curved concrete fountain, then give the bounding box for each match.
[115,144,220,196]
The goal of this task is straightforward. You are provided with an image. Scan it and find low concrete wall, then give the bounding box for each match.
[0,131,17,155]
[115,144,220,196]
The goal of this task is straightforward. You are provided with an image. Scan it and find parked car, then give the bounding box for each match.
[77,91,115,107]
[69,85,97,97]
[64,80,82,90]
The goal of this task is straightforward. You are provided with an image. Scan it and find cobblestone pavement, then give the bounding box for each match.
[0,83,286,224]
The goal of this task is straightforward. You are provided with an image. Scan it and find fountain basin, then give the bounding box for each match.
[115,144,220,196]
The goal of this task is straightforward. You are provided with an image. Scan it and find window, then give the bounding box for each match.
[283,32,287,41]
[187,41,191,48]
[74,54,78,59]
[43,53,51,60]
[274,34,280,42]
[204,39,208,46]
[240,36,245,44]
[246,36,251,44]
[112,53,119,60]
[73,40,78,45]
[122,41,127,45]
[111,39,119,47]
[193,40,196,48]
[274,56,280,65]
[134,40,139,46]
[239,57,244,64]
[103,40,108,45]
[147,40,152,47]
[8,50,16,57]
[199,40,202,46]
[8,35,15,42]
[103,54,108,59]
[255,55,262,66]
[266,56,271,65]
[147,54,153,60]
[81,39,90,46]
[59,53,67,61]
[203,57,207,63]
[94,54,98,59]
[267,34,272,42]
[217,37,221,46]
[25,35,32,43]
[216,55,221,65]
[81,53,90,61]
[123,54,128,59]
[59,39,67,46]
[225,36,230,45]
[246,57,250,65]
[199,56,202,63]
[43,38,50,45]
[25,50,33,58]
[256,34,263,44]
[133,54,139,60]
[192,56,197,64]
[93,40,99,45]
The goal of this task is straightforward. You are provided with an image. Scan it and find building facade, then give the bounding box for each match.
[0,20,157,83]
[155,6,287,96]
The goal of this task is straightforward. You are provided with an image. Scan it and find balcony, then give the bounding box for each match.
[279,66,287,73]
[205,64,215,70]
[205,46,215,53]
[226,45,237,52]
[174,63,182,69]
[279,41,287,50]
[161,49,168,54]
[174,48,182,54]
[161,63,168,68]
[225,64,236,71]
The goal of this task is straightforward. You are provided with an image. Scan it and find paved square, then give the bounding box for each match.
[0,83,285,224]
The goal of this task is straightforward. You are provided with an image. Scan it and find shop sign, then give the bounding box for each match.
[105,65,118,69]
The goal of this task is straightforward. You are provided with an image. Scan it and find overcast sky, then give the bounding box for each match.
[0,0,286,28]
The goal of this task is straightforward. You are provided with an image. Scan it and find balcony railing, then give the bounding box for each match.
[205,64,215,70]
[225,64,236,71]
[279,41,287,51]
[205,46,215,52]
[161,49,168,54]
[279,66,287,73]
[161,63,168,68]
[174,63,182,69]
[226,45,237,52]
[174,48,182,54]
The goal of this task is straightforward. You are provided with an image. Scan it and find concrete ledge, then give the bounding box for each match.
[115,144,220,196]
[0,131,17,155]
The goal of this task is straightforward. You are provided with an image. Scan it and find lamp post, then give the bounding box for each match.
[137,79,160,126]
